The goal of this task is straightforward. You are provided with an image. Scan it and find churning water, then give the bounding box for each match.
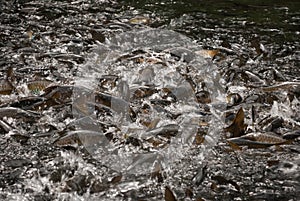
[1,0,299,200]
[73,28,226,175]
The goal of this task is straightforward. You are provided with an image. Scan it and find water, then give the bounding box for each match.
[0,0,299,200]
[72,28,225,176]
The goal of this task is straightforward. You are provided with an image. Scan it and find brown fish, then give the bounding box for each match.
[0,119,13,133]
[227,132,288,148]
[195,49,220,59]
[0,79,14,95]
[282,130,300,140]
[129,16,150,25]
[165,186,177,201]
[0,67,16,95]
[224,108,246,137]
[227,140,242,151]
[27,80,53,92]
[110,174,122,184]
[53,130,107,146]
[0,107,39,122]
[145,124,179,139]
[260,81,300,92]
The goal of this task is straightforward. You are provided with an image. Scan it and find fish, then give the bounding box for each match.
[282,130,300,140]
[143,124,179,148]
[130,86,157,100]
[144,124,179,139]
[8,96,47,109]
[129,16,150,25]
[0,107,40,122]
[195,49,220,59]
[259,81,300,92]
[98,75,119,91]
[0,79,14,95]
[224,108,246,137]
[29,85,74,110]
[0,119,13,133]
[211,175,240,192]
[227,140,242,151]
[43,85,74,101]
[53,53,84,63]
[53,130,107,146]
[165,186,177,201]
[110,174,122,184]
[195,90,211,104]
[27,80,53,92]
[10,131,30,143]
[226,93,243,106]
[150,161,164,183]
[227,132,288,148]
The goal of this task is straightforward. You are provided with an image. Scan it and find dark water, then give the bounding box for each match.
[0,0,299,200]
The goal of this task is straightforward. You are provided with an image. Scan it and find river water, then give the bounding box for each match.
[0,0,299,200]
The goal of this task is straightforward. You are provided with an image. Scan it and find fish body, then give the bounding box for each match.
[54,130,106,146]
[0,79,14,95]
[224,108,246,137]
[227,132,287,147]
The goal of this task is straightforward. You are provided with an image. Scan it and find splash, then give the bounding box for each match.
[72,28,225,175]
